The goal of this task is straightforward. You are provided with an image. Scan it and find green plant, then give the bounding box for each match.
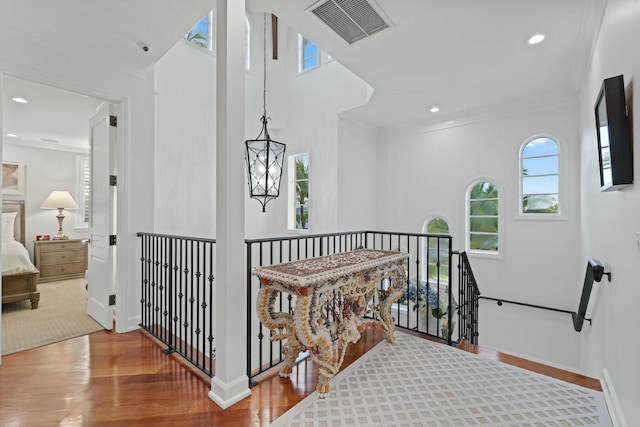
[295,158,309,229]
[184,30,207,48]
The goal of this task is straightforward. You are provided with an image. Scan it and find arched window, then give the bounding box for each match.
[421,217,450,282]
[467,181,500,254]
[520,137,560,215]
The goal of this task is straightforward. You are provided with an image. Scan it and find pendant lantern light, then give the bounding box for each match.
[245,13,286,212]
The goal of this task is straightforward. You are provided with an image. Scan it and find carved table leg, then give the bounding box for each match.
[256,286,300,378]
[293,292,338,397]
[377,266,406,343]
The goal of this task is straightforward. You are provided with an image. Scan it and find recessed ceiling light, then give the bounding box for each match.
[528,34,545,45]
[6,133,18,138]
[430,106,440,113]
[10,96,29,104]
[41,138,59,143]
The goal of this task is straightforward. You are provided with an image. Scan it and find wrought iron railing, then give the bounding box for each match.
[245,230,460,385]
[455,251,480,345]
[137,232,216,377]
[135,230,482,387]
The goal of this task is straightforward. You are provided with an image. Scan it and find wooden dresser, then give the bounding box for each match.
[33,239,89,283]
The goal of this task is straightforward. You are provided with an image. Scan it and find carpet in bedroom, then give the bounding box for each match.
[1,278,103,355]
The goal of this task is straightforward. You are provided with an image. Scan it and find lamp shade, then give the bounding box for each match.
[40,191,79,210]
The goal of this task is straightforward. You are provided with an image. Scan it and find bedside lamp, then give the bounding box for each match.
[41,191,79,240]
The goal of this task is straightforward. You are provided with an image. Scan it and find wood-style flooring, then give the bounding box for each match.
[0,328,601,426]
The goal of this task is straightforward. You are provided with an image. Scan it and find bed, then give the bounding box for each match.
[2,200,40,309]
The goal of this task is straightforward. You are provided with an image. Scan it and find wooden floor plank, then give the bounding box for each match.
[0,328,601,426]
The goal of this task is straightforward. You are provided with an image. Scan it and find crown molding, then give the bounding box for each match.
[380,90,579,141]
[4,138,88,154]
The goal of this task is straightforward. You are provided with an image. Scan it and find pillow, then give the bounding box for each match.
[2,211,17,242]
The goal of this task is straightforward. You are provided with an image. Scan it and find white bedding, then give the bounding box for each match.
[2,239,39,276]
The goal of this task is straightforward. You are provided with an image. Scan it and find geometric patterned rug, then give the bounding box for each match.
[269,332,612,427]
[2,278,103,355]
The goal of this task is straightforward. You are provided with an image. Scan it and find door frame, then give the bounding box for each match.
[0,69,128,344]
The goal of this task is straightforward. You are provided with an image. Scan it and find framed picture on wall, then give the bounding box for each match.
[2,161,26,196]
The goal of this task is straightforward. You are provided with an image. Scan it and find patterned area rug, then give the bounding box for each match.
[2,278,103,355]
[269,332,611,427]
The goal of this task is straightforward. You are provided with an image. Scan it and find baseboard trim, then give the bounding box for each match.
[209,375,251,409]
[601,368,628,427]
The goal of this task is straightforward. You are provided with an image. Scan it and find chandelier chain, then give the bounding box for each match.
[263,13,267,119]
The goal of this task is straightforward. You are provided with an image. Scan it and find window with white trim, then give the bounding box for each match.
[467,181,499,254]
[520,137,560,215]
[298,35,320,73]
[421,217,450,282]
[184,11,213,51]
[76,156,90,229]
[288,154,310,230]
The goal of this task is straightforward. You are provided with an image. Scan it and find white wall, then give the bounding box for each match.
[153,14,374,239]
[243,22,373,238]
[578,0,640,424]
[377,101,584,371]
[154,40,217,239]
[3,144,89,258]
[337,116,378,231]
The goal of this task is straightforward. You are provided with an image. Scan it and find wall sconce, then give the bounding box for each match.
[40,190,79,240]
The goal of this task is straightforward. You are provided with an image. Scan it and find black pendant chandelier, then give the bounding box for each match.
[245,14,286,212]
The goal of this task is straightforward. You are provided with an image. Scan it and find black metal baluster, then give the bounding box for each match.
[167,237,175,353]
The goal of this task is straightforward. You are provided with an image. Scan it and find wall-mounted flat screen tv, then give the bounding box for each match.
[594,75,633,191]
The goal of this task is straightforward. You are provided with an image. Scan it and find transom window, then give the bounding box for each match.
[184,11,213,51]
[467,181,499,254]
[299,35,320,72]
[520,137,560,215]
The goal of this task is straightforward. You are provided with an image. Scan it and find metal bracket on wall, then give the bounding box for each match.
[479,259,610,333]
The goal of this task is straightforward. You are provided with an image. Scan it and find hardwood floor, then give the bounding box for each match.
[0,328,601,426]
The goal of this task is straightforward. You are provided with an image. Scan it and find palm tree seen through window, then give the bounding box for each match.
[468,182,499,252]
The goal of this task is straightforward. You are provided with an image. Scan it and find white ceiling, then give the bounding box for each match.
[1,0,605,149]
[1,0,214,150]
[3,76,104,150]
[257,0,605,127]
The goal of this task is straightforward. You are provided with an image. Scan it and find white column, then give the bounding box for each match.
[208,0,250,408]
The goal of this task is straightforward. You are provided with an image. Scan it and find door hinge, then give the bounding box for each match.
[110,175,117,186]
[109,294,116,306]
[109,235,117,246]
[109,115,117,127]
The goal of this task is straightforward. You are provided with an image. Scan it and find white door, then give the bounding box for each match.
[87,103,117,329]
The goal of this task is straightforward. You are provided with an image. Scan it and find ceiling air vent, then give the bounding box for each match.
[310,0,390,44]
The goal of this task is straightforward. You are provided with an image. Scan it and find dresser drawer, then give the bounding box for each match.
[39,241,84,253]
[39,249,85,266]
[39,262,86,279]
[33,239,88,283]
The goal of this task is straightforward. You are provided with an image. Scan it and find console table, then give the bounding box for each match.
[253,248,407,397]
